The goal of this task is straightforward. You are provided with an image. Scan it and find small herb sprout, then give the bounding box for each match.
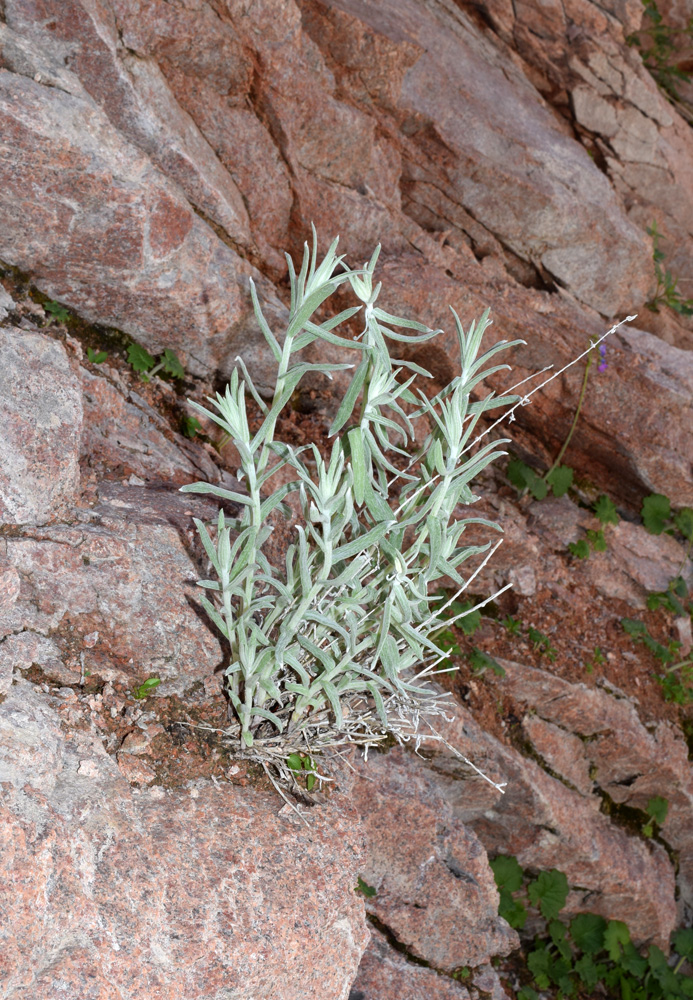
[647,576,688,615]
[628,3,693,106]
[642,795,668,837]
[641,493,672,535]
[286,751,317,791]
[468,647,505,677]
[646,221,693,313]
[43,300,70,324]
[180,232,525,775]
[503,615,522,635]
[527,626,557,661]
[355,876,377,897]
[127,344,185,382]
[451,967,471,981]
[594,494,619,525]
[568,538,590,560]
[584,646,605,674]
[132,677,161,699]
[493,856,693,998]
[181,415,203,439]
[86,347,108,364]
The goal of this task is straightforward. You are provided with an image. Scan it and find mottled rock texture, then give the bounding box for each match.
[0,328,82,524]
[1,0,693,996]
[0,682,369,1000]
[350,749,518,971]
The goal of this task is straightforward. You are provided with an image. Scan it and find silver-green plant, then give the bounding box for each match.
[180,233,523,775]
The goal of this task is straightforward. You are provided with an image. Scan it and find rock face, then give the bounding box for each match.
[350,749,518,971]
[2,0,693,995]
[0,682,369,1000]
[0,328,82,525]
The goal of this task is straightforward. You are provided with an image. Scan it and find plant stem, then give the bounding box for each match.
[545,350,594,480]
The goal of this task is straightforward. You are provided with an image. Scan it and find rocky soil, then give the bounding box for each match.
[1,0,693,998]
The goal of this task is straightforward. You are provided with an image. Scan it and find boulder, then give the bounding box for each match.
[0,327,82,525]
[0,681,369,1000]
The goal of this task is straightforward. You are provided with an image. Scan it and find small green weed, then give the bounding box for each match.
[594,494,620,526]
[286,752,317,790]
[584,646,605,674]
[468,647,505,677]
[503,616,523,635]
[647,577,688,615]
[492,855,693,998]
[642,795,668,838]
[645,222,693,316]
[127,343,185,382]
[507,459,573,501]
[132,677,161,699]
[181,415,203,439]
[355,876,377,898]
[86,347,108,364]
[451,967,471,981]
[621,617,693,704]
[568,539,590,560]
[43,300,71,324]
[527,626,558,662]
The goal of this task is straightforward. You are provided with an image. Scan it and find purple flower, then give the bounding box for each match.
[597,342,607,373]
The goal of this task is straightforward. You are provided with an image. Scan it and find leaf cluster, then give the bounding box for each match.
[641,492,693,542]
[181,233,522,751]
[507,458,573,500]
[492,855,693,1000]
[127,343,185,381]
[628,10,693,106]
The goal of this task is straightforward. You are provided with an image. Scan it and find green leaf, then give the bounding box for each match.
[457,601,482,636]
[594,494,620,525]
[546,464,573,498]
[161,348,185,379]
[86,347,108,364]
[646,795,668,826]
[674,927,693,962]
[181,415,202,438]
[132,677,161,699]
[574,954,605,988]
[286,752,303,772]
[527,946,552,989]
[621,617,648,639]
[570,913,607,955]
[587,528,607,552]
[507,458,548,500]
[498,889,527,929]
[568,539,590,559]
[517,988,539,1000]
[604,919,631,962]
[675,507,693,542]
[527,869,569,920]
[490,854,524,893]
[642,493,671,534]
[469,647,505,677]
[548,919,572,960]
[127,342,156,373]
[355,876,377,898]
[43,300,70,323]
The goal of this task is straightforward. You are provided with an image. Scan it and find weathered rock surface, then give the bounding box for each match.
[1,511,223,695]
[2,0,693,994]
[80,363,221,485]
[422,701,679,946]
[498,658,693,917]
[350,748,518,971]
[0,681,369,1000]
[350,928,479,1000]
[0,327,82,525]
